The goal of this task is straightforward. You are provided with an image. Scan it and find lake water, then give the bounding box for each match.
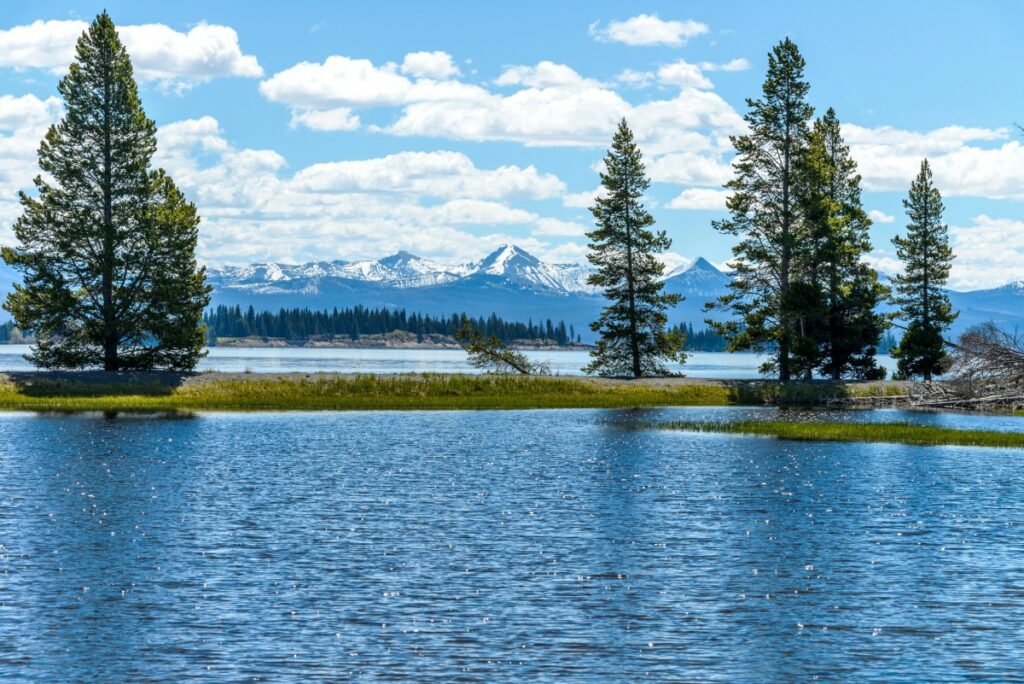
[0,345,900,379]
[2,407,1022,681]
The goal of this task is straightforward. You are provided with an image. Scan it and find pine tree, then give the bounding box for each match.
[709,38,814,381]
[1,13,210,371]
[584,119,684,377]
[800,108,889,380]
[890,159,956,380]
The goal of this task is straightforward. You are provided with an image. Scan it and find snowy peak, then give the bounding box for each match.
[661,255,731,298]
[689,257,720,273]
[378,250,421,266]
[477,244,541,276]
[470,244,596,294]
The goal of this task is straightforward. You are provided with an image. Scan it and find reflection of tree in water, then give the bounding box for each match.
[7,414,202,679]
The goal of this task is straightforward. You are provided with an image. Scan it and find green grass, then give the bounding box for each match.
[657,419,1024,449]
[0,374,733,412]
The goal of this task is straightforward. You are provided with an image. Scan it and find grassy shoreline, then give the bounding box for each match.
[0,372,740,412]
[0,370,936,413]
[657,420,1024,449]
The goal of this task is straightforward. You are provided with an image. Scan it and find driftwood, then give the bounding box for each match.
[836,323,1024,411]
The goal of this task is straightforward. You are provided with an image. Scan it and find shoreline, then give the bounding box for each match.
[0,370,912,413]
[209,334,595,351]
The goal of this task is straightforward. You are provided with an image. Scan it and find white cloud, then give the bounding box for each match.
[699,58,750,72]
[290,150,565,200]
[615,68,655,88]
[563,186,607,208]
[869,214,1024,289]
[0,19,262,90]
[143,116,590,265]
[0,95,63,238]
[845,124,1024,200]
[590,14,709,47]
[868,209,895,224]
[260,55,414,108]
[495,61,602,89]
[531,218,588,237]
[260,54,745,196]
[948,215,1024,289]
[645,146,735,186]
[289,107,360,131]
[401,51,460,79]
[667,187,730,210]
[657,60,713,89]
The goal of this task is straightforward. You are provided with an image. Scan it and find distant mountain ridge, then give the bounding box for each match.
[206,244,597,295]
[1,245,1022,340]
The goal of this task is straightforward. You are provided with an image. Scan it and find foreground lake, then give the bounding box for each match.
[0,345,900,379]
[2,407,1021,680]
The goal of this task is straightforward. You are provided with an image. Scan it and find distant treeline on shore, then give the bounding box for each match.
[201,305,732,351]
[3,310,895,354]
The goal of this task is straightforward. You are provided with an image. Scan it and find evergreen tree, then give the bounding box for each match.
[1,13,210,370]
[709,38,814,381]
[890,159,956,380]
[799,108,889,380]
[584,119,684,377]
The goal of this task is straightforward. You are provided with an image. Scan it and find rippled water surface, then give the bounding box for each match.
[0,345,900,379]
[2,408,1022,681]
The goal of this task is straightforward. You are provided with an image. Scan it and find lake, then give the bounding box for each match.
[2,407,1022,680]
[0,345,901,378]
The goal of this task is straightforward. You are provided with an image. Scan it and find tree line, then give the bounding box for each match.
[201,304,730,351]
[204,305,579,346]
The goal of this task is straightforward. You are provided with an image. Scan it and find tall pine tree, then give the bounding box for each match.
[584,119,684,378]
[890,159,956,380]
[2,13,210,371]
[709,38,814,381]
[800,108,889,380]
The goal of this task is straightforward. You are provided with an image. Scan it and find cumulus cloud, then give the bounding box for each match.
[289,107,360,131]
[0,94,63,239]
[589,14,708,47]
[698,58,750,72]
[563,186,607,208]
[657,60,713,89]
[846,124,1024,199]
[531,218,588,237]
[615,68,655,88]
[401,51,460,79]
[259,52,745,198]
[948,215,1024,289]
[868,214,1024,290]
[290,150,565,200]
[667,187,730,210]
[868,209,895,224]
[144,116,585,265]
[0,19,262,90]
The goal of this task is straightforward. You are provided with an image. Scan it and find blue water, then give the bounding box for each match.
[1,407,1022,681]
[0,345,901,379]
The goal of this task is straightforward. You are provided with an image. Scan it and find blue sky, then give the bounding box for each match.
[1,1,1023,289]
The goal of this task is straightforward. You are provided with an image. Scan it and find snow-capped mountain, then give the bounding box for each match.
[662,257,731,298]
[471,244,597,293]
[207,244,597,296]
[3,248,1024,339]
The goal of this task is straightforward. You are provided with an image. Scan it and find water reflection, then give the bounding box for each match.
[1,408,1022,680]
[0,344,900,379]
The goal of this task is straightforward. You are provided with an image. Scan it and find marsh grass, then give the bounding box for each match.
[0,374,733,412]
[657,419,1024,449]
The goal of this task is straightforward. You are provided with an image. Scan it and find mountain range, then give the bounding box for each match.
[1,244,1022,340]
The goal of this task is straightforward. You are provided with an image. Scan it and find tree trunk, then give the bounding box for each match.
[101,61,117,372]
[779,132,792,382]
[624,180,641,379]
